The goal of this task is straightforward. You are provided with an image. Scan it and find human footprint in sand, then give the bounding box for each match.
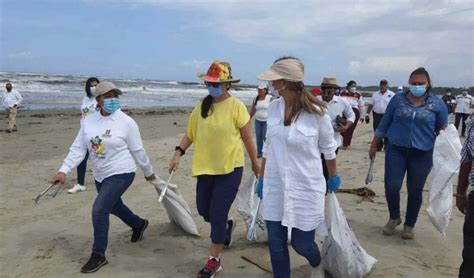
[168,60,260,278]
[369,67,448,240]
[51,81,156,273]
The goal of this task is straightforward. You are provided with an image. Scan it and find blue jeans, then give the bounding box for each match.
[92,172,142,256]
[76,151,89,186]
[255,119,267,157]
[384,144,433,227]
[266,221,321,277]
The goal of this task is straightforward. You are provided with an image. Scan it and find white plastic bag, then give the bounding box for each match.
[322,193,377,278]
[236,175,267,242]
[427,124,462,236]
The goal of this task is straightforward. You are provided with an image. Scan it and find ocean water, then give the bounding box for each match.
[0,72,259,110]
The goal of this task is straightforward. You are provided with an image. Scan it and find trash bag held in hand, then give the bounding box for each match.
[427,124,462,237]
[236,175,268,242]
[321,193,377,278]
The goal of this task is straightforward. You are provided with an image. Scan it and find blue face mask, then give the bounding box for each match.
[409,85,427,97]
[208,85,223,98]
[90,87,96,95]
[103,98,120,114]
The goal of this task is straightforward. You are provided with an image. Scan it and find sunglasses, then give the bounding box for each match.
[321,89,335,94]
[205,82,220,88]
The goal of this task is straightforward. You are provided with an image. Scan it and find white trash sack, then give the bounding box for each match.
[149,178,200,236]
[322,193,377,278]
[427,124,462,236]
[236,175,267,242]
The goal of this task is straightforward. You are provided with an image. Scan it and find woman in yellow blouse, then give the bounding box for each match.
[168,61,259,278]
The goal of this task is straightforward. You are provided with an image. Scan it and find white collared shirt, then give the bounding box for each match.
[455,94,473,114]
[262,97,338,233]
[318,96,356,147]
[370,90,395,114]
[81,96,97,118]
[2,89,23,109]
[59,109,153,182]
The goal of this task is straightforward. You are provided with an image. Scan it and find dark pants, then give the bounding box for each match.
[455,113,470,136]
[77,151,89,186]
[384,144,433,227]
[373,112,388,151]
[255,119,267,157]
[322,148,339,187]
[92,172,142,256]
[341,108,360,147]
[196,167,243,244]
[266,220,321,277]
[460,191,474,278]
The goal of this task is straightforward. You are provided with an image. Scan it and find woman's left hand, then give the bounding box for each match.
[328,174,341,192]
[145,174,156,181]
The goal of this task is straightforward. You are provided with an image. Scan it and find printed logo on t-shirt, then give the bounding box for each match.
[90,136,106,158]
[102,129,112,138]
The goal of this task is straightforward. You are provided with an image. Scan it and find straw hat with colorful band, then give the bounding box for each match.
[199,61,240,83]
[320,77,339,88]
[257,57,304,82]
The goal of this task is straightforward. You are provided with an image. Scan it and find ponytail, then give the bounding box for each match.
[201,95,213,118]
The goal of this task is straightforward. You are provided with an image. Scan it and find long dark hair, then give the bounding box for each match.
[409,67,432,91]
[85,77,100,98]
[201,83,231,118]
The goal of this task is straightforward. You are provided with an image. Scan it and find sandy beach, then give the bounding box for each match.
[0,108,463,277]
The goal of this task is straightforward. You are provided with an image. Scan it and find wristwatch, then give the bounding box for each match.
[175,146,185,156]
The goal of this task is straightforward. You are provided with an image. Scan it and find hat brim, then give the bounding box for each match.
[257,69,283,81]
[320,83,339,88]
[198,73,240,83]
[96,88,122,98]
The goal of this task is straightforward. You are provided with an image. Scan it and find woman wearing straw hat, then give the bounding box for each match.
[250,83,274,158]
[256,56,340,277]
[50,81,156,273]
[168,61,260,278]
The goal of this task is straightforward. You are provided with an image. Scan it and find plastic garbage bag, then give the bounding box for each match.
[427,124,462,236]
[236,175,267,242]
[322,193,377,278]
[149,179,199,236]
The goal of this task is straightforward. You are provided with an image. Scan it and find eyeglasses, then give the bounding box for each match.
[205,82,220,88]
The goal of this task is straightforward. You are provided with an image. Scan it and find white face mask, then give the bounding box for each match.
[268,81,280,97]
[350,87,357,93]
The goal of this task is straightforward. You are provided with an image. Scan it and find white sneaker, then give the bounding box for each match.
[311,266,325,278]
[68,184,86,194]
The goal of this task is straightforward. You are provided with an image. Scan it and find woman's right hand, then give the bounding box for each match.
[169,153,181,174]
[50,172,66,185]
[368,146,377,160]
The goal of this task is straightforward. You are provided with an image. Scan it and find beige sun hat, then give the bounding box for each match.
[257,57,305,82]
[320,77,339,88]
[95,81,123,97]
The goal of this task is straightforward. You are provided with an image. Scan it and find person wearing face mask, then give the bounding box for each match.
[441,89,455,115]
[257,57,339,278]
[68,77,100,194]
[454,88,473,137]
[250,83,274,158]
[168,61,259,278]
[50,81,156,273]
[369,67,448,240]
[2,82,23,133]
[340,80,366,149]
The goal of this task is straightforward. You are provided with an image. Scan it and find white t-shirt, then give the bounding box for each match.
[455,95,473,114]
[59,109,153,182]
[2,90,23,109]
[370,90,395,114]
[81,96,97,118]
[254,94,273,121]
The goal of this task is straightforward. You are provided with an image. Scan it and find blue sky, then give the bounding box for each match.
[1,0,473,86]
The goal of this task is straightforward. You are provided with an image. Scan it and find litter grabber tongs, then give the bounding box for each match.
[359,158,375,203]
[33,183,56,205]
[158,171,175,203]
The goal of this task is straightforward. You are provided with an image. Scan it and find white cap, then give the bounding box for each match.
[398,86,403,90]
[258,83,267,89]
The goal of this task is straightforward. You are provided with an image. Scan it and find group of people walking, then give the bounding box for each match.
[0,56,463,277]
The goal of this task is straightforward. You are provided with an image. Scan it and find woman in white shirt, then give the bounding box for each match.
[256,57,340,277]
[68,77,99,194]
[51,82,156,274]
[250,83,273,158]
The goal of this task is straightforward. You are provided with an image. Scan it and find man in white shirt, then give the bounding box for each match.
[318,77,355,181]
[365,79,395,151]
[455,89,473,137]
[2,83,23,133]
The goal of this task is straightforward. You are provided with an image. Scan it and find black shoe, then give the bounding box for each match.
[80,254,108,273]
[131,219,148,242]
[223,218,236,248]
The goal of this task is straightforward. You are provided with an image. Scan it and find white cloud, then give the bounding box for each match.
[182,59,211,69]
[7,52,32,60]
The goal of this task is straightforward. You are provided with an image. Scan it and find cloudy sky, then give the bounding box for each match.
[1,0,473,86]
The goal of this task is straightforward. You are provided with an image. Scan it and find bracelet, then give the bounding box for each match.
[175,146,185,156]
